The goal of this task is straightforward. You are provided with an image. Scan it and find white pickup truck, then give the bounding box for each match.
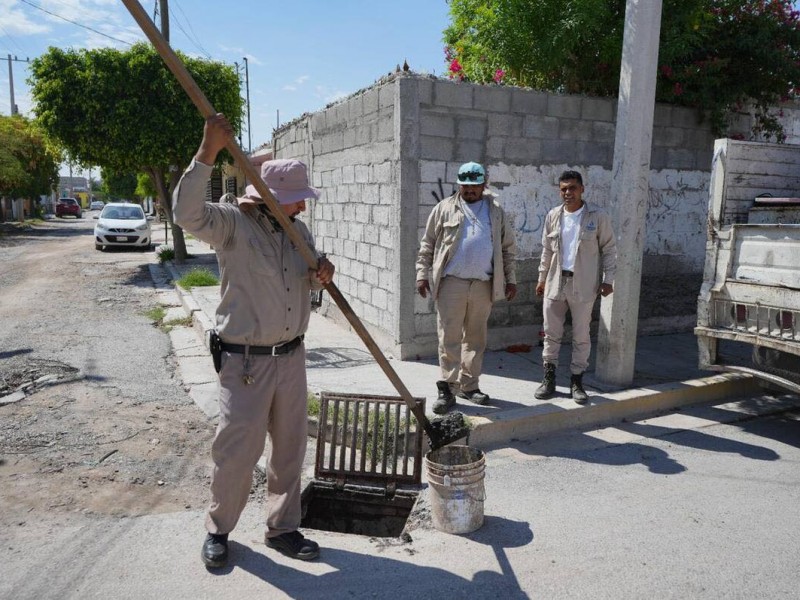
[695,138,800,393]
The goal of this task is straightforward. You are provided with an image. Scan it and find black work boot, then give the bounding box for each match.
[571,373,589,405]
[432,380,456,414]
[266,530,320,560]
[535,363,556,399]
[201,532,229,568]
[457,388,490,405]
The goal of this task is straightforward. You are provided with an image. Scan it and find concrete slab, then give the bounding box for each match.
[177,355,217,387]
[188,382,220,419]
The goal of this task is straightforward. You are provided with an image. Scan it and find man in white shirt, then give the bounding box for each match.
[535,170,617,404]
[416,162,517,413]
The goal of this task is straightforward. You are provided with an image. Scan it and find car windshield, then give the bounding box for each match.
[102,206,144,220]
[61,199,77,205]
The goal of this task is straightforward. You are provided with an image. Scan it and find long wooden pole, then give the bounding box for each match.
[120,0,435,439]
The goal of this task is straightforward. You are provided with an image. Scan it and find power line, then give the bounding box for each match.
[170,0,211,59]
[17,0,133,46]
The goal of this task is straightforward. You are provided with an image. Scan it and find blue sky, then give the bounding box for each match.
[0,0,452,167]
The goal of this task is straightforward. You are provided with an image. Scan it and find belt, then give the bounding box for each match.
[219,335,304,356]
[561,270,574,277]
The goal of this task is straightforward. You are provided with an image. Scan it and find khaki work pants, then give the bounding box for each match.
[436,276,493,392]
[206,344,308,538]
[542,278,594,374]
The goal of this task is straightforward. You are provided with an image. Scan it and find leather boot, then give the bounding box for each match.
[571,373,589,405]
[535,363,556,399]
[432,380,456,414]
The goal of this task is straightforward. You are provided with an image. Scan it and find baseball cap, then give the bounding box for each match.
[244,159,320,205]
[457,162,486,185]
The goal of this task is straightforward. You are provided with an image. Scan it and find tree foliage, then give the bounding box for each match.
[100,167,138,200]
[0,115,60,199]
[444,0,800,140]
[29,43,243,259]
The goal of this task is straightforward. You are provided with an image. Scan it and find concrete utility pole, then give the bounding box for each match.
[159,0,170,43]
[7,55,16,115]
[595,0,663,386]
[243,56,251,152]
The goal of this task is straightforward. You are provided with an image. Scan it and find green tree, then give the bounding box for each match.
[100,167,138,200]
[29,43,243,260]
[0,114,60,201]
[444,0,800,140]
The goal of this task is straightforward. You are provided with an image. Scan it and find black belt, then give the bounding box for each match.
[220,335,303,356]
[561,270,574,277]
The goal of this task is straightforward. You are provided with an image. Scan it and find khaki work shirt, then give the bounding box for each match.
[173,159,321,346]
[416,191,517,302]
[538,201,617,303]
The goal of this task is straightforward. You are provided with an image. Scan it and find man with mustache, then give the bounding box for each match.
[416,162,517,414]
[535,170,616,404]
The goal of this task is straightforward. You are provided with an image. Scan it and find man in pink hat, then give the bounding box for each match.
[173,114,334,569]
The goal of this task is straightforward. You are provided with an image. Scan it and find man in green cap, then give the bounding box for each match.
[416,162,518,413]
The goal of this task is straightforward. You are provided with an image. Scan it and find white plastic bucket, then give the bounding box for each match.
[425,446,485,534]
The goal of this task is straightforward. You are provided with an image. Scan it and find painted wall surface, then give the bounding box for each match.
[274,73,800,359]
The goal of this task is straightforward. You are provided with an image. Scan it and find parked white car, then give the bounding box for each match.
[94,202,151,251]
[90,200,105,211]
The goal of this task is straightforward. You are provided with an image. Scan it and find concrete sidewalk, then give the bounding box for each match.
[150,232,764,446]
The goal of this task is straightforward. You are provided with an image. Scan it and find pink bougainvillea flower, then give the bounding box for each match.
[673,82,683,96]
[493,69,505,83]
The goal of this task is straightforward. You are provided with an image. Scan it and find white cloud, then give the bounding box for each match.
[0,0,50,35]
[283,75,309,92]
[315,85,347,103]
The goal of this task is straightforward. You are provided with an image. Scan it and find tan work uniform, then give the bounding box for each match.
[416,191,517,392]
[538,201,616,374]
[173,159,322,539]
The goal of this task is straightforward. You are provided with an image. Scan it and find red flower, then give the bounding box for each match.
[493,69,505,83]
[673,82,683,96]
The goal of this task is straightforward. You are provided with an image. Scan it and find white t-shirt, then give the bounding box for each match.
[560,205,584,272]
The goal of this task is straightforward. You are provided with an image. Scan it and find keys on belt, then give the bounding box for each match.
[561,270,574,277]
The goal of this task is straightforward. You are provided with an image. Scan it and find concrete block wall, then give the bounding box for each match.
[273,80,403,353]
[274,73,800,359]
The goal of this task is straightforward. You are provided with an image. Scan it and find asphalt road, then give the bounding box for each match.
[2,216,799,599]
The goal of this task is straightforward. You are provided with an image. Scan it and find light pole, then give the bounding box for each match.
[243,56,252,152]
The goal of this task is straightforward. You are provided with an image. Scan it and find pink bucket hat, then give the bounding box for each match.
[244,159,320,205]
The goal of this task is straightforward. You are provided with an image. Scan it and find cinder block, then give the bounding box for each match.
[348,96,364,121]
[379,229,395,249]
[363,88,379,115]
[363,264,380,286]
[576,141,613,167]
[373,205,391,226]
[559,118,593,142]
[371,245,388,269]
[372,287,388,310]
[581,97,614,122]
[541,139,578,163]
[671,106,701,129]
[420,135,455,160]
[434,80,473,109]
[486,136,506,160]
[420,160,447,183]
[378,184,395,205]
[355,204,370,223]
[377,115,394,141]
[455,140,485,163]
[364,224,380,244]
[373,161,393,183]
[547,95,582,119]
[379,83,395,109]
[417,78,434,105]
[420,112,456,137]
[505,137,541,163]
[310,111,327,132]
[474,86,512,112]
[355,164,370,183]
[523,116,559,139]
[488,113,522,137]
[458,117,487,140]
[358,281,372,303]
[666,148,696,170]
[511,89,547,114]
[361,184,380,205]
[652,126,684,148]
[592,121,616,144]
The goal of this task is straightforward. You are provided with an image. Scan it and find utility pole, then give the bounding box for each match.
[6,55,28,115]
[159,0,170,42]
[234,61,244,147]
[243,56,252,152]
[595,0,663,386]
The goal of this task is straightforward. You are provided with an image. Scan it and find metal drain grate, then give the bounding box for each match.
[315,392,425,488]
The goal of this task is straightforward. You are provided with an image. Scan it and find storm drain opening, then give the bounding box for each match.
[300,392,425,537]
